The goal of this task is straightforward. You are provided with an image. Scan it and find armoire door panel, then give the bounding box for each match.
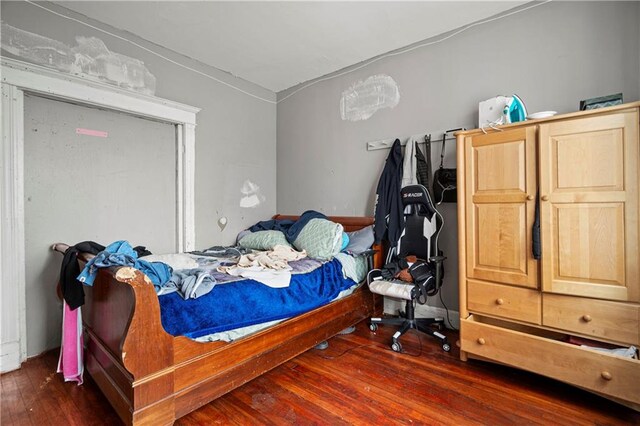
[476,204,527,273]
[539,110,639,302]
[474,140,526,194]
[554,129,624,192]
[465,127,538,288]
[554,203,625,286]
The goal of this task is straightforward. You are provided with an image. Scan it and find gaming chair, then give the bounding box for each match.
[367,184,450,352]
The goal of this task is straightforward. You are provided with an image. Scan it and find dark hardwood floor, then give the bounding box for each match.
[2,322,638,425]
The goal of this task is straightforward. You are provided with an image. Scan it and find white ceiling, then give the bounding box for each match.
[56,1,527,93]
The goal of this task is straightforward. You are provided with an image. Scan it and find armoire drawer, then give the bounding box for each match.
[543,294,640,345]
[467,279,541,324]
[461,316,640,405]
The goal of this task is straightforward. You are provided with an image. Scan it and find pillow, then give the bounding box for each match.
[345,225,374,255]
[293,218,344,260]
[340,233,350,251]
[239,230,292,251]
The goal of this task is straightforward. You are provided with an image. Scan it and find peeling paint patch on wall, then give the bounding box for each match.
[239,179,265,208]
[340,74,400,121]
[1,23,156,95]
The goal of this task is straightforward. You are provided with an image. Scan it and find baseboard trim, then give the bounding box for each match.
[1,341,22,373]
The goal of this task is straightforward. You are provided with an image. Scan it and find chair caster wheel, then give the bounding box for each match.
[442,343,451,352]
[369,323,378,332]
[391,341,402,353]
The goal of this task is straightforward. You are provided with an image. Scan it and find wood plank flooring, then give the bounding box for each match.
[2,322,638,425]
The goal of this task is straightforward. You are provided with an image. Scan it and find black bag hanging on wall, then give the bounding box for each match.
[433,133,457,204]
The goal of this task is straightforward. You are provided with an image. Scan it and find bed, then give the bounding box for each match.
[66,215,383,425]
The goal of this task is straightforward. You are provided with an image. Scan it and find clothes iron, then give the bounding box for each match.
[505,94,527,123]
[479,94,528,129]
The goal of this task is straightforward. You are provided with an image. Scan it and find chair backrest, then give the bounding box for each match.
[395,184,443,261]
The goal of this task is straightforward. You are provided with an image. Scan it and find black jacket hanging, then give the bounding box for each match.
[59,241,105,310]
[373,139,404,245]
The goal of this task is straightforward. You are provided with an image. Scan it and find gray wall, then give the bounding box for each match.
[24,95,178,353]
[2,1,278,249]
[276,1,640,312]
[2,1,277,356]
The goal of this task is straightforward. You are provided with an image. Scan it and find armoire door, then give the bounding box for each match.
[464,127,538,288]
[539,110,639,302]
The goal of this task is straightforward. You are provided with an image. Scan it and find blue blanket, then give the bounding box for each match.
[158,258,355,338]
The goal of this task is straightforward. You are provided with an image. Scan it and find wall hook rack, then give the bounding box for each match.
[366,127,466,151]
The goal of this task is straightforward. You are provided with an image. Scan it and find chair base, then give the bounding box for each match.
[370,300,451,353]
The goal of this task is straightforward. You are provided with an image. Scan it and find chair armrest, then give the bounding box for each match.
[428,255,447,293]
[360,249,379,271]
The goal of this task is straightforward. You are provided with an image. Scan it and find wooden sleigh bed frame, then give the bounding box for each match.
[71,215,383,425]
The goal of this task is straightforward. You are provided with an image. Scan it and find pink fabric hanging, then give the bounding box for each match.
[57,300,84,385]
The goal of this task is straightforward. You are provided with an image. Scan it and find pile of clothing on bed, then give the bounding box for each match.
[154,210,375,340]
[132,210,373,298]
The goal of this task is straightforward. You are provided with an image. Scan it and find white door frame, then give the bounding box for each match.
[0,57,200,372]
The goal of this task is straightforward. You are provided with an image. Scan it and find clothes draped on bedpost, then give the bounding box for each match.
[57,300,83,385]
[54,240,169,386]
[77,240,172,289]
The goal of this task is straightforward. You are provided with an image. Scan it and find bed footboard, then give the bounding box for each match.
[82,266,176,424]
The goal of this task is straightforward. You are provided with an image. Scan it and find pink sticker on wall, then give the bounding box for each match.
[76,128,108,138]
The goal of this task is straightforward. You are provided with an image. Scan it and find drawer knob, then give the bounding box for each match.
[496,298,504,305]
[541,195,549,201]
[581,314,593,323]
[527,195,534,201]
[477,338,486,345]
[601,371,612,381]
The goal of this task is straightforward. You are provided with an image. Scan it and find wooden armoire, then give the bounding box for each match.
[456,102,640,410]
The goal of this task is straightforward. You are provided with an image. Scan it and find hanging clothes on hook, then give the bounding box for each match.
[401,137,418,188]
[373,139,404,246]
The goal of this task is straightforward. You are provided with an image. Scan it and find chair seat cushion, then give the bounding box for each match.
[368,279,413,300]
